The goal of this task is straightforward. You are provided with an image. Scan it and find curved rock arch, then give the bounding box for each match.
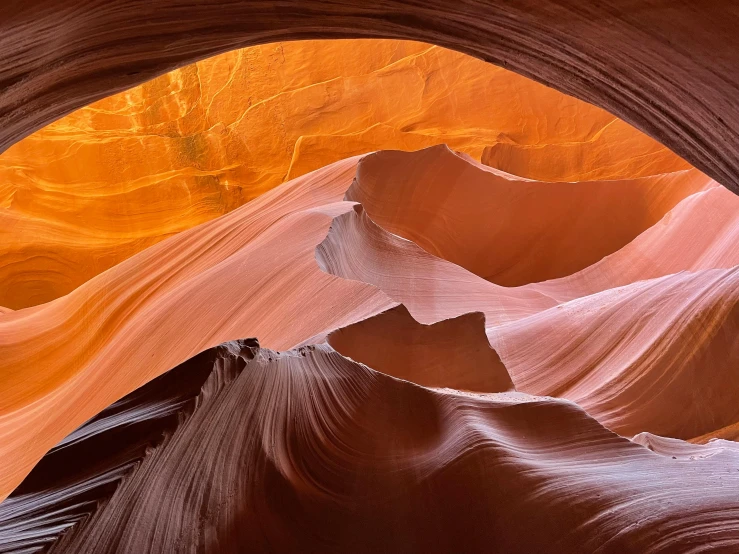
[2,1,738,191]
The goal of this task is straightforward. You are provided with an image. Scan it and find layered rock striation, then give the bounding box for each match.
[2,21,739,552]
[2,40,681,309]
[2,1,738,192]
[3,340,739,553]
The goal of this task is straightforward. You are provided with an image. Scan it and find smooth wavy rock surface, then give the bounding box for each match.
[490,267,739,440]
[347,145,712,286]
[481,117,692,181]
[3,4,739,547]
[1,39,680,310]
[3,340,739,553]
[0,157,396,502]
[1,144,732,503]
[327,304,513,393]
[318,161,739,441]
[321,189,739,320]
[316,203,556,325]
[634,432,739,459]
[693,423,739,445]
[526,185,739,303]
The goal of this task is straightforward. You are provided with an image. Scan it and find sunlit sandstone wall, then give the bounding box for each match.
[0,39,688,309]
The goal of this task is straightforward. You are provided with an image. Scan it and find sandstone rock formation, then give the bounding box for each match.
[2,39,682,309]
[315,203,556,325]
[0,157,395,500]
[346,145,709,286]
[1,14,739,552]
[327,305,513,392]
[489,267,739,440]
[1,142,737,514]
[2,1,739,193]
[320,148,739,443]
[3,341,739,553]
[480,117,692,182]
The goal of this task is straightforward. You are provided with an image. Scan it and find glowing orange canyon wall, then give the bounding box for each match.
[0,39,689,309]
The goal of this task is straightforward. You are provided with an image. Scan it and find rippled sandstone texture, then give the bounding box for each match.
[0,143,736,508]
[318,148,739,444]
[0,156,395,500]
[2,3,739,548]
[1,138,738,550]
[0,39,688,309]
[3,341,739,553]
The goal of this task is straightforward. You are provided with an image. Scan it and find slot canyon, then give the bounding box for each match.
[1,3,739,552]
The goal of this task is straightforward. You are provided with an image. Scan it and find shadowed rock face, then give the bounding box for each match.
[346,145,711,286]
[0,341,253,554]
[2,1,739,193]
[3,340,739,553]
[327,304,514,393]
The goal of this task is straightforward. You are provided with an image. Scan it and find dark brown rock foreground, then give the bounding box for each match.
[2,1,739,193]
[2,339,739,553]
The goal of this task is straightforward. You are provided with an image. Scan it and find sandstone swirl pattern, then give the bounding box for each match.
[3,341,739,553]
[1,29,739,553]
[0,140,738,551]
[1,39,683,309]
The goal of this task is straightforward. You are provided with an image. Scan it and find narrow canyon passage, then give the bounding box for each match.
[0,34,738,553]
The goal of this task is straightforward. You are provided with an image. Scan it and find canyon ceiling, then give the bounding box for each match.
[3,1,739,192]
